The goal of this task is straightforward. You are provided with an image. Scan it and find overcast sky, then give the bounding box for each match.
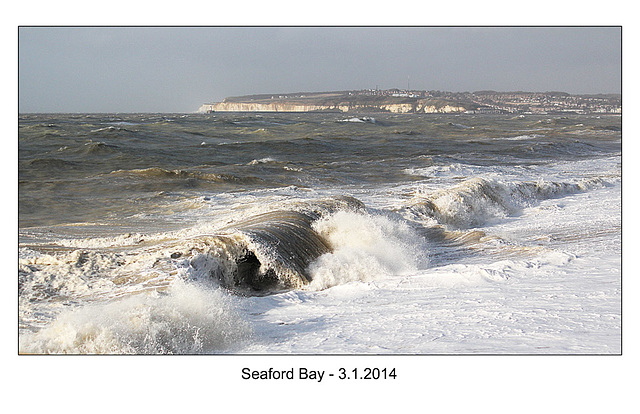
[18,26,621,113]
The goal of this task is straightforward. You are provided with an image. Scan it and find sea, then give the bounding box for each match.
[18,112,622,354]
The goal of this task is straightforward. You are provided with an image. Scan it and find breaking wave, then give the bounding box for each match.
[176,198,427,292]
[306,210,426,290]
[408,176,608,228]
[19,280,251,354]
[174,196,367,293]
[338,116,377,124]
[18,196,375,353]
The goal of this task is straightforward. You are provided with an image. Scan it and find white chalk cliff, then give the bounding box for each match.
[198,100,467,114]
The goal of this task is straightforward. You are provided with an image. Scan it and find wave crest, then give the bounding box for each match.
[19,280,251,354]
[306,210,426,290]
[409,176,606,228]
[173,196,367,294]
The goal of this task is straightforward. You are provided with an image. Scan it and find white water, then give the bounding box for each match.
[19,279,251,354]
[19,184,620,354]
[235,181,620,354]
[307,210,425,290]
[18,150,621,355]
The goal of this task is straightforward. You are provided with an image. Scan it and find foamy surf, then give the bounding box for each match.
[19,280,251,354]
[19,112,621,354]
[306,210,427,290]
[407,176,609,228]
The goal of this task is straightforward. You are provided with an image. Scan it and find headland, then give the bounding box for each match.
[198,89,621,115]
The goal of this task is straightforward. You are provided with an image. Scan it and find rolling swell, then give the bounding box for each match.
[81,141,121,155]
[408,176,607,228]
[179,196,365,294]
[26,157,80,170]
[109,167,266,189]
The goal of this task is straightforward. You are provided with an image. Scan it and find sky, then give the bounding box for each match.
[18,26,621,113]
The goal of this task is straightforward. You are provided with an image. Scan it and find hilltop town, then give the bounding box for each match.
[199,89,622,114]
[199,89,621,115]
[460,90,621,114]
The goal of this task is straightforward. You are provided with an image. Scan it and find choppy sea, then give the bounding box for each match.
[18,112,621,354]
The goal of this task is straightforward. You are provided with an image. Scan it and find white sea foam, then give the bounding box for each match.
[306,211,426,290]
[339,116,376,123]
[19,280,250,354]
[241,184,619,354]
[53,232,151,248]
[408,250,575,288]
[404,163,468,177]
[248,157,278,165]
[409,176,609,228]
[89,126,117,133]
[501,134,546,140]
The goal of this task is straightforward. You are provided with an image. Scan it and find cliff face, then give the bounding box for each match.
[378,103,415,113]
[198,104,215,113]
[420,104,468,113]
[198,96,470,114]
[202,102,340,113]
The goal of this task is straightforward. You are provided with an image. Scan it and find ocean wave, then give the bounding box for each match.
[173,196,366,293]
[170,197,427,294]
[19,280,251,354]
[109,167,264,185]
[26,157,80,170]
[591,125,621,132]
[89,125,133,134]
[392,129,421,135]
[82,140,120,154]
[306,210,426,290]
[448,122,473,129]
[19,194,425,298]
[105,121,138,126]
[407,176,607,228]
[17,196,424,353]
[501,134,546,141]
[405,163,468,178]
[247,157,279,165]
[231,118,298,127]
[338,116,376,124]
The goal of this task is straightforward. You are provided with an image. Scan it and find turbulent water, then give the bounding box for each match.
[18,112,621,354]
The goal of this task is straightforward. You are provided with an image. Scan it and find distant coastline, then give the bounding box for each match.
[199,89,621,115]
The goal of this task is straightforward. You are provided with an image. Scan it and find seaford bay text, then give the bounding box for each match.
[241,367,397,382]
